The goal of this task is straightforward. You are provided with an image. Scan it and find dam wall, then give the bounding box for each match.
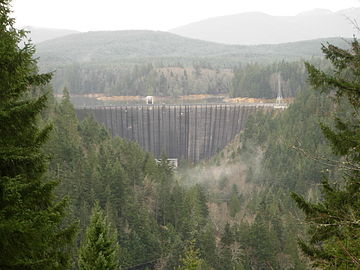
[76,104,273,162]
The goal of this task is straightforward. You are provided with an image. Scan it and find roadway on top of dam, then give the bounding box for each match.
[76,102,277,109]
[76,103,283,162]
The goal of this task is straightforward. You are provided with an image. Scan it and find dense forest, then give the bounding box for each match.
[34,29,349,98]
[47,59,324,99]
[44,89,216,269]
[9,83,331,270]
[36,31,344,66]
[50,63,232,96]
[1,1,359,269]
[230,61,309,98]
[176,88,334,269]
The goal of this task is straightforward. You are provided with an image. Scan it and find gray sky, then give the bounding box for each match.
[12,0,360,32]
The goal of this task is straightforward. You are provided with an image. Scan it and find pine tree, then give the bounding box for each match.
[219,223,234,270]
[0,1,76,269]
[292,39,360,268]
[178,241,205,270]
[78,203,120,270]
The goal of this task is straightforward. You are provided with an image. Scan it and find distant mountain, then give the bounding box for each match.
[170,8,360,45]
[35,30,243,63]
[24,26,79,44]
[35,30,349,70]
[33,30,350,96]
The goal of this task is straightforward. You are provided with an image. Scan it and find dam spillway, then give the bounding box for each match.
[76,104,273,162]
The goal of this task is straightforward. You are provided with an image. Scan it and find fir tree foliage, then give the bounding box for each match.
[231,61,308,98]
[178,241,205,270]
[292,38,360,269]
[0,1,76,269]
[79,202,120,270]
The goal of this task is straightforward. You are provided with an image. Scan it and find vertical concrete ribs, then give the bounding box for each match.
[76,104,271,162]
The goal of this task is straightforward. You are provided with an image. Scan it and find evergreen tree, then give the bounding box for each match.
[197,224,218,269]
[178,241,205,270]
[219,223,234,270]
[292,39,360,268]
[78,203,120,270]
[229,185,241,218]
[0,1,76,269]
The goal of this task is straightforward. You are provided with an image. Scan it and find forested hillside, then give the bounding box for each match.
[50,63,232,96]
[175,88,336,269]
[36,31,345,67]
[2,1,359,269]
[44,86,338,270]
[44,90,222,269]
[33,29,348,97]
[231,61,308,98]
[6,57,357,270]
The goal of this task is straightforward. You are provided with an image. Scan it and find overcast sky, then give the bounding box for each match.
[12,0,360,32]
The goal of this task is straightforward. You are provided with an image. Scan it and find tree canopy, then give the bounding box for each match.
[78,203,120,270]
[292,39,360,269]
[0,0,76,269]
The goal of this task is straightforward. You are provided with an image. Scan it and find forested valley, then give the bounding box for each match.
[1,1,360,270]
[15,77,329,270]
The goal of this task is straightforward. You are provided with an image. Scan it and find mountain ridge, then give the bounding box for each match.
[24,26,80,44]
[170,8,360,45]
[35,30,349,69]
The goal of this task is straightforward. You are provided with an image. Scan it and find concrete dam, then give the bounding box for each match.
[76,104,274,162]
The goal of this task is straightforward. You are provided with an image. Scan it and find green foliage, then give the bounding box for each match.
[0,1,76,269]
[203,87,336,269]
[231,61,308,98]
[178,241,206,270]
[50,63,232,97]
[197,224,219,269]
[35,28,348,97]
[292,38,360,269]
[45,91,219,269]
[244,211,279,268]
[78,203,120,270]
[33,29,353,270]
[229,185,241,217]
[242,89,333,193]
[36,31,340,69]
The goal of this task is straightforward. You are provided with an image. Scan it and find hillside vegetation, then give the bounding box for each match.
[34,30,348,97]
[36,30,348,68]
[178,89,336,269]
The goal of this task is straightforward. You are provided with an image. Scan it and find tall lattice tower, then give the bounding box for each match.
[274,73,288,109]
[276,73,283,104]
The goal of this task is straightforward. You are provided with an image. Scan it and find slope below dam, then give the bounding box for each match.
[76,104,275,162]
